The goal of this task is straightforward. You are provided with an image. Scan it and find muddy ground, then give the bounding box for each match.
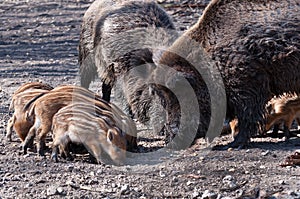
[0,0,299,198]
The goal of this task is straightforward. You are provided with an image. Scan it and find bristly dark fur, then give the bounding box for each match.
[153,0,300,147]
[79,0,176,124]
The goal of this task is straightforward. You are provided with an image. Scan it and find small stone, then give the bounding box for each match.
[228,181,238,189]
[172,177,178,182]
[23,154,30,158]
[236,189,244,197]
[87,179,98,185]
[66,179,78,188]
[57,187,64,194]
[186,181,194,186]
[103,179,108,185]
[90,171,95,176]
[47,186,57,196]
[66,165,74,172]
[96,169,103,174]
[159,170,166,178]
[259,165,266,169]
[192,191,200,198]
[120,184,129,194]
[228,168,235,172]
[289,191,300,197]
[111,183,116,188]
[157,0,166,4]
[222,175,238,189]
[222,175,234,183]
[201,190,218,199]
[227,148,233,151]
[125,166,132,171]
[279,180,285,185]
[25,183,33,188]
[261,150,270,156]
[7,186,17,192]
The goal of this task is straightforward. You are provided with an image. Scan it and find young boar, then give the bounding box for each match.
[11,82,53,96]
[265,93,300,139]
[227,93,300,139]
[51,100,137,152]
[6,82,53,141]
[51,103,127,165]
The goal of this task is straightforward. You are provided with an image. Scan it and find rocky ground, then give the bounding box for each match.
[0,0,299,198]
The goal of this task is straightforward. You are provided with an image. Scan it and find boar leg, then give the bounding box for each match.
[266,113,284,133]
[23,126,36,154]
[229,118,239,138]
[229,85,270,149]
[36,120,52,156]
[284,116,293,139]
[102,83,112,102]
[283,125,290,139]
[162,89,180,144]
[88,153,97,163]
[296,118,300,130]
[59,144,73,161]
[51,130,72,161]
[6,115,15,141]
[89,143,104,164]
[51,144,72,162]
[270,123,280,138]
[36,129,47,156]
[51,145,59,162]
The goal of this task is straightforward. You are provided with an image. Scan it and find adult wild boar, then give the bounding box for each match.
[151,0,300,148]
[79,0,177,125]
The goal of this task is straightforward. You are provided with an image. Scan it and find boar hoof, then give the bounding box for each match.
[6,134,12,142]
[22,144,28,155]
[51,153,58,162]
[283,125,291,140]
[227,135,250,149]
[66,155,74,161]
[37,148,45,156]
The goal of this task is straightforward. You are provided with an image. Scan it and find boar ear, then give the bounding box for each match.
[107,129,114,143]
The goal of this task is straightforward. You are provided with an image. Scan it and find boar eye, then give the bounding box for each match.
[107,129,114,142]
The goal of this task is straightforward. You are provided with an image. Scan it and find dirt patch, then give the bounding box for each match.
[0,0,299,198]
